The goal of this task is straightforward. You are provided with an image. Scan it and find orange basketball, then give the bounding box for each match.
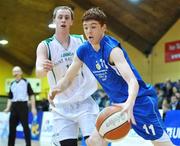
[96,105,131,142]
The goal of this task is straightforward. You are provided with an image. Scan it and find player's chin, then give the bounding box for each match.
[87,38,93,43]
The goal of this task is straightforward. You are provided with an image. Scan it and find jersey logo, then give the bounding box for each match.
[93,59,109,81]
[95,59,108,70]
[96,62,101,70]
[53,51,74,66]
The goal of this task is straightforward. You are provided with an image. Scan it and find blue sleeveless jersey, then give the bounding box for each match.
[77,35,156,103]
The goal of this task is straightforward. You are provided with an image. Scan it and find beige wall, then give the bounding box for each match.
[151,19,180,84]
[0,59,13,95]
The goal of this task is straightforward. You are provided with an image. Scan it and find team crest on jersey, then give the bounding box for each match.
[95,59,108,71]
[96,62,101,70]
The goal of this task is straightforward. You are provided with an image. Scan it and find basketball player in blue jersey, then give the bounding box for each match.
[36,6,99,146]
[49,7,174,146]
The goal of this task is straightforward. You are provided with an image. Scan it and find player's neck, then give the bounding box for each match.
[55,29,69,40]
[92,44,101,52]
[55,27,70,40]
[54,31,70,49]
[55,34,69,43]
[91,34,104,52]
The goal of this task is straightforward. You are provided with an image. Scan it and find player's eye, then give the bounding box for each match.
[84,27,88,30]
[65,16,70,20]
[58,16,63,19]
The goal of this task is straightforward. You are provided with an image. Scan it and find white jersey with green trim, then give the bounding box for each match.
[43,35,97,105]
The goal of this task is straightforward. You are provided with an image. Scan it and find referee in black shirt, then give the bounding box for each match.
[3,66,37,146]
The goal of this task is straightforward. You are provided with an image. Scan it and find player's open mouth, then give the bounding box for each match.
[61,25,66,27]
[89,36,93,40]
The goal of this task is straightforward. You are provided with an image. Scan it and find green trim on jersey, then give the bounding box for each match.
[43,37,57,84]
[43,37,54,60]
[44,36,54,44]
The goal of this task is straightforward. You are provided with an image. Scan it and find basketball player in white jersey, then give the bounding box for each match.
[35,6,99,146]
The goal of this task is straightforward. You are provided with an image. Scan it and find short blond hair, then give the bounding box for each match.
[53,6,74,20]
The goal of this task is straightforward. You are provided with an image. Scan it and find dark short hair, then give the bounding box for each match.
[82,7,107,25]
[53,6,74,20]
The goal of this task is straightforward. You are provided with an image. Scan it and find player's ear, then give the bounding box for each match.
[102,24,107,32]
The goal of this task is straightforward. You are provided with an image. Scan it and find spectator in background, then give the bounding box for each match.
[156,79,180,120]
[172,86,178,94]
[163,79,173,99]
[161,80,173,117]
[157,89,165,109]
[170,94,180,110]
[175,79,180,92]
[175,92,180,100]
[155,84,165,109]
[92,89,109,110]
[3,66,37,146]
[162,96,170,121]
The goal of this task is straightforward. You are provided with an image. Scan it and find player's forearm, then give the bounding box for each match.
[56,59,81,92]
[126,78,139,104]
[53,57,82,94]
[56,77,72,92]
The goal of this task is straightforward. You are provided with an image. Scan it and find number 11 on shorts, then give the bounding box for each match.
[143,124,156,136]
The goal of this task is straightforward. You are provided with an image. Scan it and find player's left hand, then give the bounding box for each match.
[48,88,61,107]
[48,88,60,100]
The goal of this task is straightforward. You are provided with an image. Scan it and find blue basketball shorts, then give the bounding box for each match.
[132,95,165,140]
